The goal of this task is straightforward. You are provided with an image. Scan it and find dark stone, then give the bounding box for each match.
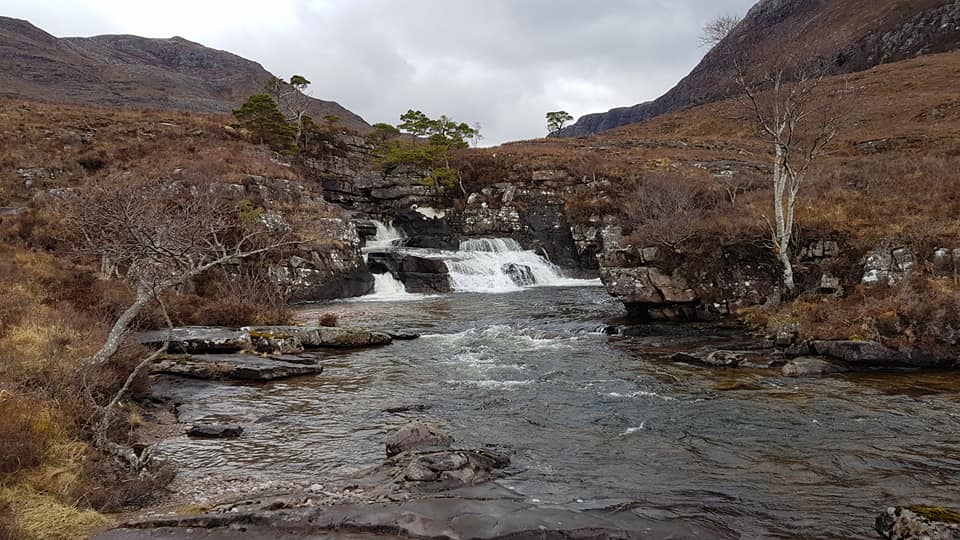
[386,331,420,341]
[152,354,323,381]
[383,404,432,414]
[367,252,451,294]
[187,424,244,439]
[244,326,392,350]
[135,327,251,354]
[784,341,813,358]
[502,263,536,286]
[405,235,460,251]
[353,220,379,244]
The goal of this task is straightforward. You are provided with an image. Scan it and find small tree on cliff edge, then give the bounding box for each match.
[265,75,313,145]
[734,54,850,294]
[379,110,480,193]
[546,111,574,135]
[232,93,298,155]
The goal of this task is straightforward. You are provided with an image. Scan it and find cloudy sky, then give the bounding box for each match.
[4,0,756,144]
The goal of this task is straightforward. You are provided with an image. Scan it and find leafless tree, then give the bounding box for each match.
[66,179,302,368]
[734,55,850,293]
[699,14,741,48]
[64,178,305,464]
[626,175,714,251]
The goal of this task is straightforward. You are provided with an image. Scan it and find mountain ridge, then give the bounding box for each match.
[558,0,960,137]
[0,16,370,131]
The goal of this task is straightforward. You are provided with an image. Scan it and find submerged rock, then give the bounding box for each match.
[809,340,950,368]
[152,354,322,381]
[782,357,849,377]
[187,424,244,439]
[502,263,536,286]
[877,506,960,539]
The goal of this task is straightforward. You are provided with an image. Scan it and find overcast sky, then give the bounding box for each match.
[4,0,756,144]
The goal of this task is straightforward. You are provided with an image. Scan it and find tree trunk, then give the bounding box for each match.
[89,288,151,366]
[779,249,796,292]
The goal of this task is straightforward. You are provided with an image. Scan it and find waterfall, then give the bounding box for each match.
[364,220,405,252]
[447,238,568,293]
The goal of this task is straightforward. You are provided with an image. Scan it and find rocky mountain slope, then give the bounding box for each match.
[0,17,369,131]
[558,0,960,137]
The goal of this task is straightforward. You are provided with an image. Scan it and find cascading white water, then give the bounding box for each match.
[363,221,405,252]
[446,238,568,293]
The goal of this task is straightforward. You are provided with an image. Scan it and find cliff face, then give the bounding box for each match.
[558,0,960,137]
[0,17,369,131]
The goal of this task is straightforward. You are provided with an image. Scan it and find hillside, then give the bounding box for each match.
[0,17,369,131]
[558,0,960,137]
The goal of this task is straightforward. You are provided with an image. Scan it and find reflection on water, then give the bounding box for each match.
[155,288,960,538]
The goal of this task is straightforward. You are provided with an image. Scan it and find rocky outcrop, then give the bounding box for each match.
[367,252,451,293]
[809,340,953,369]
[273,218,374,302]
[502,263,535,286]
[600,266,699,320]
[877,506,960,539]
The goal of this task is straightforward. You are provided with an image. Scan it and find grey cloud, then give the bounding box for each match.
[8,0,758,143]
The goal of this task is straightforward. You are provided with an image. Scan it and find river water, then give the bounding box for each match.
[153,233,960,538]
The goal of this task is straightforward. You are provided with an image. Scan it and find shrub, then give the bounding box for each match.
[318,313,338,327]
[0,396,62,476]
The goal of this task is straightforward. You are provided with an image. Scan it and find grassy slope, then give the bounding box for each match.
[0,100,335,538]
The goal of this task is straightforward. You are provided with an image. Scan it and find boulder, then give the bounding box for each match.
[601,267,699,320]
[187,424,244,439]
[877,506,960,539]
[782,358,848,377]
[135,327,251,354]
[385,421,454,457]
[152,354,322,381]
[502,263,536,286]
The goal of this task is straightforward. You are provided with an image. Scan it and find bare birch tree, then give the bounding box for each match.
[734,56,849,293]
[699,14,741,48]
[65,179,302,368]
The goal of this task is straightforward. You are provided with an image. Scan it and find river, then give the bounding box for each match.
[152,231,960,538]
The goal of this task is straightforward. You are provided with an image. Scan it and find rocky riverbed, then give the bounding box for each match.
[97,286,960,539]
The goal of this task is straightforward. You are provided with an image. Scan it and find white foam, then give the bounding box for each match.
[447,238,568,293]
[363,220,405,252]
[354,273,426,302]
[623,424,645,435]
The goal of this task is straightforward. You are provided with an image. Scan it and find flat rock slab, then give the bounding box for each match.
[136,327,251,354]
[244,326,392,349]
[152,354,322,381]
[96,497,734,540]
